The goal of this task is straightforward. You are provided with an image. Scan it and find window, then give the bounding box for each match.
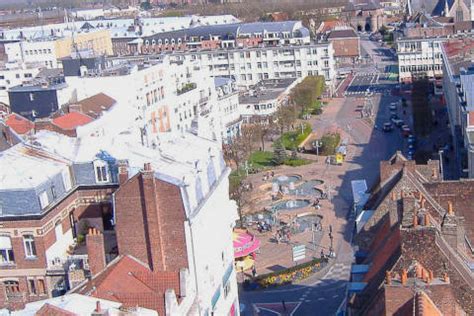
[0,236,14,264]
[28,279,37,295]
[15,74,20,79]
[4,281,20,298]
[223,281,231,299]
[94,160,109,183]
[39,191,49,209]
[38,279,46,294]
[24,73,32,78]
[23,235,37,258]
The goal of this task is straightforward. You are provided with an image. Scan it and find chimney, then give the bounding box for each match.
[144,162,152,172]
[424,213,430,226]
[443,273,450,283]
[413,214,418,228]
[391,191,396,201]
[118,160,129,185]
[91,300,107,316]
[447,201,454,215]
[385,271,392,285]
[86,228,107,277]
[401,269,408,285]
[421,198,426,209]
[416,264,423,278]
[428,270,434,283]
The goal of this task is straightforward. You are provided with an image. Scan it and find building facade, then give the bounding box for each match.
[168,43,336,90]
[396,37,445,83]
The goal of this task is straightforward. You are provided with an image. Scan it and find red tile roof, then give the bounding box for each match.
[469,112,474,127]
[35,303,77,316]
[52,112,93,130]
[5,113,34,135]
[75,255,180,315]
[71,93,116,119]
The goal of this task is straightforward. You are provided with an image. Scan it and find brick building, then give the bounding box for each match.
[326,28,360,64]
[348,152,474,314]
[0,127,239,315]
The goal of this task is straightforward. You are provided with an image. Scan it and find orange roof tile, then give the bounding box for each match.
[52,112,93,130]
[5,113,34,135]
[75,255,180,315]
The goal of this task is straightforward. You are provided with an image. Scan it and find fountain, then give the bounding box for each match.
[273,175,302,185]
[272,199,311,211]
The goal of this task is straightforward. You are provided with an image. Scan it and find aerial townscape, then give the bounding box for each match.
[0,0,473,315]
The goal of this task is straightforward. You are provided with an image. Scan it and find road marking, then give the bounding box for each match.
[317,297,325,301]
[333,295,339,298]
[305,300,311,303]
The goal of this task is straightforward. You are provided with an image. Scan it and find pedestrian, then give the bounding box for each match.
[321,249,325,259]
[282,300,287,311]
[252,265,257,278]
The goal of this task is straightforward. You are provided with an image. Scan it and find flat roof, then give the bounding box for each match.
[239,78,296,104]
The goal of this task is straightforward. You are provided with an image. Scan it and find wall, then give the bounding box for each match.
[54,30,113,59]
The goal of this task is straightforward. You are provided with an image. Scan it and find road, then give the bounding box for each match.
[239,37,405,316]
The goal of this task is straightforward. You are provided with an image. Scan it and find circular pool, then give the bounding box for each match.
[272,199,311,211]
[273,174,302,185]
[290,180,324,197]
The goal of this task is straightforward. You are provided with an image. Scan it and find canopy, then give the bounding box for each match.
[233,231,260,258]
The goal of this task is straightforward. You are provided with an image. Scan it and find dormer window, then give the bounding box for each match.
[94,160,109,183]
[38,191,49,209]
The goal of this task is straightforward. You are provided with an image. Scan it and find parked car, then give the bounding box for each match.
[383,122,393,132]
[392,119,404,127]
[390,113,399,120]
[389,104,397,111]
[402,125,411,137]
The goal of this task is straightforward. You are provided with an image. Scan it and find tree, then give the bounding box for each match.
[289,76,325,117]
[291,146,298,160]
[272,140,287,165]
[223,124,256,169]
[275,104,297,135]
[140,0,152,10]
[249,116,275,151]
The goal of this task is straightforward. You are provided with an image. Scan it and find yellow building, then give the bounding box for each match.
[54,29,113,59]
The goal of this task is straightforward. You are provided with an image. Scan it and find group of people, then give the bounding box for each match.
[274,228,291,244]
[262,171,275,182]
[257,221,272,233]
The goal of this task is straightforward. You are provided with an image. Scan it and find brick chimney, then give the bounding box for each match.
[91,300,107,316]
[385,271,392,285]
[118,160,129,185]
[86,228,107,277]
[424,213,430,226]
[401,269,407,285]
[443,273,450,283]
[447,201,454,215]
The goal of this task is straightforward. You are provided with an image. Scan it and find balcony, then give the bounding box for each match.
[177,82,197,95]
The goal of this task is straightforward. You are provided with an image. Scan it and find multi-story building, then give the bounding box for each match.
[0,126,240,314]
[0,62,42,105]
[210,77,242,143]
[169,43,336,90]
[0,15,241,57]
[441,37,474,178]
[396,36,445,83]
[134,21,311,54]
[3,30,113,69]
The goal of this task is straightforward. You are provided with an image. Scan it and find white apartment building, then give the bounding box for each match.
[397,37,445,83]
[211,77,241,143]
[169,43,336,91]
[64,56,225,146]
[5,40,58,68]
[0,62,42,104]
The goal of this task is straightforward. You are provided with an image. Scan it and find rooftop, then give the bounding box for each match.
[52,112,93,130]
[443,38,474,76]
[74,255,179,315]
[5,113,34,135]
[70,93,116,119]
[327,28,358,39]
[239,78,296,104]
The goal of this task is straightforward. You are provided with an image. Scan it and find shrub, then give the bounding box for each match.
[319,132,341,156]
[255,258,328,288]
[272,140,287,165]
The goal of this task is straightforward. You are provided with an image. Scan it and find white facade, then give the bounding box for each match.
[214,78,242,143]
[0,62,42,104]
[5,41,58,68]
[169,43,336,90]
[397,37,445,83]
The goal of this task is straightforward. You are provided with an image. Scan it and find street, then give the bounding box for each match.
[239,38,406,315]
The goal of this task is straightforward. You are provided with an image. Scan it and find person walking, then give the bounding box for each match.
[252,265,257,278]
